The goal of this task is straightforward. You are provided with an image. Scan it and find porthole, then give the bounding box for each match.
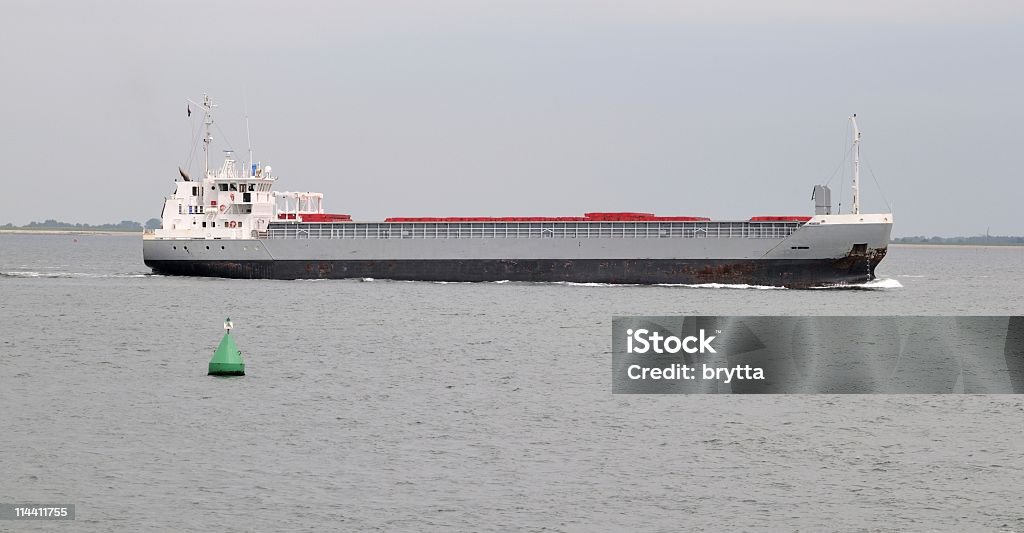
[172,246,177,250]
[221,246,225,250]
[205,245,210,250]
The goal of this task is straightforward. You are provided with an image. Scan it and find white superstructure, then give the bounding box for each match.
[152,95,327,240]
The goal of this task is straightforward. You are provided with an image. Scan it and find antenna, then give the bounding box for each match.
[244,92,254,177]
[246,114,253,177]
[850,114,861,215]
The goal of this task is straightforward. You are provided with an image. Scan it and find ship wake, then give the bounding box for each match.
[0,271,158,279]
[811,277,903,290]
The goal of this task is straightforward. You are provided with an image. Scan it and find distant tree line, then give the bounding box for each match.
[1,218,162,231]
[893,235,1024,245]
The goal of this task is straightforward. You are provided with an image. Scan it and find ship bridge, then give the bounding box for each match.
[150,95,310,240]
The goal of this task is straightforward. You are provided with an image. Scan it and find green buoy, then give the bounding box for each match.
[209,317,245,376]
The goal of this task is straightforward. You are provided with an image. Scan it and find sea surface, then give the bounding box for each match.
[2,233,1024,531]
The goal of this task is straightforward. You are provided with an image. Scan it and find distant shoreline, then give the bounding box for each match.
[0,229,141,236]
[890,242,1024,249]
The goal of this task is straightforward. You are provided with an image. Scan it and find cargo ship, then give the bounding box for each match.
[143,97,892,288]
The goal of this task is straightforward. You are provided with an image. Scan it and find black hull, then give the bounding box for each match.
[146,254,884,288]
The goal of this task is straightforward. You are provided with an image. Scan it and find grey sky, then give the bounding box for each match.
[2,0,1022,236]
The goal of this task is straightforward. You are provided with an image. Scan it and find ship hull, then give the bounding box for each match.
[143,215,892,288]
[144,254,884,288]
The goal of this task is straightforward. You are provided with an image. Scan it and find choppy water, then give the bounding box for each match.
[2,234,1024,531]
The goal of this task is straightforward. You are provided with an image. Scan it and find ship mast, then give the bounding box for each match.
[202,95,215,177]
[850,114,861,215]
[188,95,217,177]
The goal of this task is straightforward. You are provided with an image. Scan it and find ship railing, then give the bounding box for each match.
[264,221,803,240]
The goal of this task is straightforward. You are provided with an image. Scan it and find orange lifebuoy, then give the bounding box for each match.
[219,204,227,214]
[229,220,237,228]
[230,193,235,201]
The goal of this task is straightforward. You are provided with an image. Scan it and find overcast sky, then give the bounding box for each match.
[2,0,1022,236]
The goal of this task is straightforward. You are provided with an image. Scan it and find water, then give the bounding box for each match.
[2,233,1024,531]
